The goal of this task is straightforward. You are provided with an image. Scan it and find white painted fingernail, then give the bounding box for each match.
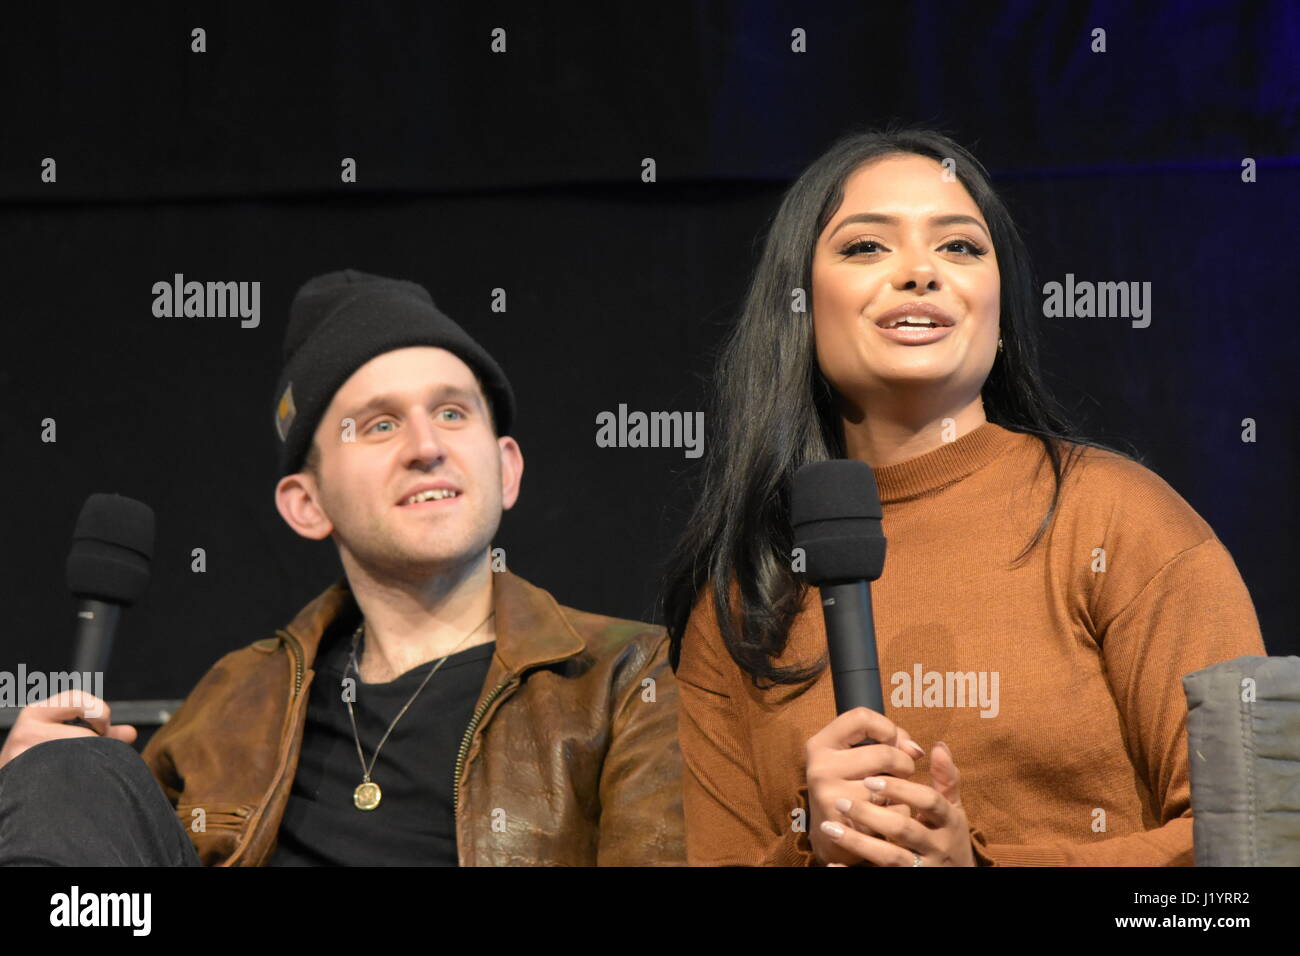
[834,797,852,813]
[821,821,845,838]
[864,776,886,791]
[905,740,925,758]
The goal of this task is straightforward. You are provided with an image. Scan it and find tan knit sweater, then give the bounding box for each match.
[676,421,1267,866]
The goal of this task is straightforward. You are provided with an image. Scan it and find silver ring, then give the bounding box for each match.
[911,853,923,867]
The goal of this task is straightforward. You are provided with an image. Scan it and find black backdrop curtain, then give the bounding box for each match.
[3,1,1297,704]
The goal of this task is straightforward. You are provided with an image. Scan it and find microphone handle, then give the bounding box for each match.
[72,598,120,676]
[818,580,884,744]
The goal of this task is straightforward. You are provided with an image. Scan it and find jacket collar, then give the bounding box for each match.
[280,570,587,675]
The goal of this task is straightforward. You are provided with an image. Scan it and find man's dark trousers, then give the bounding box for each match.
[0,736,201,866]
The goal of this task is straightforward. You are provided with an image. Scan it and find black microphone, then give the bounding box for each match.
[791,460,888,731]
[66,493,155,677]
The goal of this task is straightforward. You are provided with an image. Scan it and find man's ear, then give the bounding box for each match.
[498,436,524,511]
[275,472,334,541]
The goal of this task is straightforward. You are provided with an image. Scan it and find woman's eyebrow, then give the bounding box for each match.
[828,212,990,240]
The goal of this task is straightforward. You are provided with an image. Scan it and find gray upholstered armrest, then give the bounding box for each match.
[1183,655,1300,866]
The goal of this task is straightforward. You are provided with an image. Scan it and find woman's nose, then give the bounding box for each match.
[891,244,941,291]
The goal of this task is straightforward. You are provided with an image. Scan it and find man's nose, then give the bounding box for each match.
[402,412,446,467]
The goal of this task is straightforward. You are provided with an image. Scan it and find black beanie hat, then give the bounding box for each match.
[272,269,515,476]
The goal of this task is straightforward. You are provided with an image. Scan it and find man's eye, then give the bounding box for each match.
[369,420,394,433]
[438,408,465,421]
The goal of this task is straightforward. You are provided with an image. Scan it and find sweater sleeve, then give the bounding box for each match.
[676,594,818,866]
[975,534,1266,866]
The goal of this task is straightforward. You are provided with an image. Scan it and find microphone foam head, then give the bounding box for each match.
[791,460,886,584]
[66,493,155,604]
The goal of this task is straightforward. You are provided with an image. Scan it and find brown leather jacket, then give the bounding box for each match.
[139,571,685,866]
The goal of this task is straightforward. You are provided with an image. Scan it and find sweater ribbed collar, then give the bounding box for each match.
[871,420,1021,504]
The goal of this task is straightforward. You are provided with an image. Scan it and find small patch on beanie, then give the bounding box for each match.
[276,384,297,442]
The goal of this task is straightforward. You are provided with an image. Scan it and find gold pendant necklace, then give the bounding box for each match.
[354,779,382,811]
[344,611,494,811]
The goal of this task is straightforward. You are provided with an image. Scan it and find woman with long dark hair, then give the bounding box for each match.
[662,126,1265,866]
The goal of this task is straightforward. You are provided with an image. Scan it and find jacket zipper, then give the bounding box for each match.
[279,628,305,697]
[223,628,305,866]
[452,677,515,816]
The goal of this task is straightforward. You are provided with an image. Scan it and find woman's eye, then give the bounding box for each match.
[941,238,987,256]
[944,238,988,257]
[841,239,883,257]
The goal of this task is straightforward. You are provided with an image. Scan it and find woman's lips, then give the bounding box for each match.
[874,323,954,345]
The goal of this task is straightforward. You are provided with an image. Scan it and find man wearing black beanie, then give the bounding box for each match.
[0,269,685,867]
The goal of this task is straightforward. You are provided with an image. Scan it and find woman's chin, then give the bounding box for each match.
[870,365,958,388]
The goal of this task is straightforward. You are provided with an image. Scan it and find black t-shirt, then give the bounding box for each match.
[268,612,496,867]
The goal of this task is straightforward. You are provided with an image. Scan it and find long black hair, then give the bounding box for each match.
[661,124,1142,686]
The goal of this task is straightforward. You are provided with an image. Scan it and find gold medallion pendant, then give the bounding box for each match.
[354,781,382,811]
